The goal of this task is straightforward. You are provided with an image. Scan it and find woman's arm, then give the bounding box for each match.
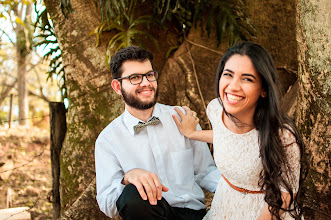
[257,191,295,219]
[172,106,213,143]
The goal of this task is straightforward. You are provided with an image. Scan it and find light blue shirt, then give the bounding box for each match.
[95,103,221,218]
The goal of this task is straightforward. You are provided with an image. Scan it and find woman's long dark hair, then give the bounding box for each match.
[215,42,308,219]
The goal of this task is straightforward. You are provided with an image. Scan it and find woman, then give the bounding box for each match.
[173,42,308,219]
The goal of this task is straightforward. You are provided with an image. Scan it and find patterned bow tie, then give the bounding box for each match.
[133,116,161,134]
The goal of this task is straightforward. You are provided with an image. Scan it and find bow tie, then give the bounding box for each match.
[133,116,161,134]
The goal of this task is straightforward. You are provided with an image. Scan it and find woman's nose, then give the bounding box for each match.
[227,78,240,90]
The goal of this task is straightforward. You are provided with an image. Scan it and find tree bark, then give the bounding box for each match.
[43,0,119,211]
[296,0,331,219]
[245,0,298,95]
[58,179,112,220]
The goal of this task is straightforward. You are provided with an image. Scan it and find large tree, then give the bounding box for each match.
[296,0,331,218]
[42,0,330,219]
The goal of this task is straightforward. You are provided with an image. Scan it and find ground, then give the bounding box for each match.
[0,125,52,220]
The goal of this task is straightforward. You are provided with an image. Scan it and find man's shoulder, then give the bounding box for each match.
[157,103,183,114]
[97,114,124,140]
[156,102,173,109]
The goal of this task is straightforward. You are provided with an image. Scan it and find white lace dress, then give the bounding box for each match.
[204,99,301,220]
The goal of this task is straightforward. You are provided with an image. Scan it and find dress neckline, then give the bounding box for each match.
[217,104,257,136]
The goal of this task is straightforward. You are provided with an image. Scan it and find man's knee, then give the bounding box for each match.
[117,184,151,216]
[116,184,168,219]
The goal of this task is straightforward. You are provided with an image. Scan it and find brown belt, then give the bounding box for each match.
[222,174,264,194]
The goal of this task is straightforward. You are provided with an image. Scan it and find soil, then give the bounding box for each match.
[0,125,52,220]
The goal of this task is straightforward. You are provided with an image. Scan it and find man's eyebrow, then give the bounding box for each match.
[130,70,154,75]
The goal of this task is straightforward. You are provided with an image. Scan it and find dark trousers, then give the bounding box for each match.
[116,184,206,220]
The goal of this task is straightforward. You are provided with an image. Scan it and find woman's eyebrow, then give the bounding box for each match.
[223,69,234,73]
[242,73,257,79]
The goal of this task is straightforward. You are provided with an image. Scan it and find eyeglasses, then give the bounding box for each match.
[116,71,158,85]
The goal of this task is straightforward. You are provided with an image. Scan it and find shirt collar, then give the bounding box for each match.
[123,103,162,136]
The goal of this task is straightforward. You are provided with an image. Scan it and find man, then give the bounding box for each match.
[95,46,221,220]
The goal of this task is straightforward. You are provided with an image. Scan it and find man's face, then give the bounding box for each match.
[119,60,158,110]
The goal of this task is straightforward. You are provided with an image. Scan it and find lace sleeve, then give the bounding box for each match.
[279,128,301,193]
[207,98,220,126]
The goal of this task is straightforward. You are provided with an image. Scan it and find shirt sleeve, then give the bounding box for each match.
[191,124,221,193]
[95,135,125,217]
[279,128,301,193]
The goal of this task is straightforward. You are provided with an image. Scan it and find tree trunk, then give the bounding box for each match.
[43,0,120,212]
[245,0,298,95]
[43,0,330,218]
[43,0,178,215]
[16,27,28,126]
[16,3,32,126]
[49,102,67,219]
[296,0,331,219]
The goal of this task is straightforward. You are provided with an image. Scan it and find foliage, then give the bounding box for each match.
[0,110,7,125]
[59,0,74,18]
[34,3,67,100]
[91,0,159,64]
[60,0,255,61]
[154,0,255,47]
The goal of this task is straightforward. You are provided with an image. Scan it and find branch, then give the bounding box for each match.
[0,80,17,106]
[0,148,45,174]
[185,39,223,55]
[184,35,211,130]
[28,90,50,102]
[27,57,44,73]
[0,29,15,45]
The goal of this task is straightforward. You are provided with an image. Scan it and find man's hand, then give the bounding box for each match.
[122,168,169,205]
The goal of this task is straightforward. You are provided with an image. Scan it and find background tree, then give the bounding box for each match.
[1,0,34,125]
[0,0,62,127]
[0,41,17,107]
[42,0,330,219]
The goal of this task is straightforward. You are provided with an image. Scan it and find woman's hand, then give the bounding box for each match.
[172,106,199,139]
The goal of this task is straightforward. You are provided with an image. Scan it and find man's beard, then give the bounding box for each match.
[121,86,158,110]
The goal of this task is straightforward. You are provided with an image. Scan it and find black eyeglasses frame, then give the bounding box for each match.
[116,71,159,85]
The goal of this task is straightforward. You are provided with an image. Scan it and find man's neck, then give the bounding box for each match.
[125,104,155,122]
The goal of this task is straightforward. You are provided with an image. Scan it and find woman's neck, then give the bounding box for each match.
[222,111,255,134]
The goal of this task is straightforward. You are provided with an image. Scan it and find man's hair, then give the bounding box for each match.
[109,46,154,79]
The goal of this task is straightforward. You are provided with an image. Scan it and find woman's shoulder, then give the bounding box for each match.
[207,98,223,116]
[278,125,301,163]
[279,125,297,146]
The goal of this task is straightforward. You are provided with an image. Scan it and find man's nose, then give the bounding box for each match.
[140,75,152,86]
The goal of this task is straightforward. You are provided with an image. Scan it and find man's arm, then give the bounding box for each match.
[96,137,169,217]
[95,137,126,217]
[172,106,220,192]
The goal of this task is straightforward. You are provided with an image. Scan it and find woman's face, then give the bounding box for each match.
[219,54,266,121]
